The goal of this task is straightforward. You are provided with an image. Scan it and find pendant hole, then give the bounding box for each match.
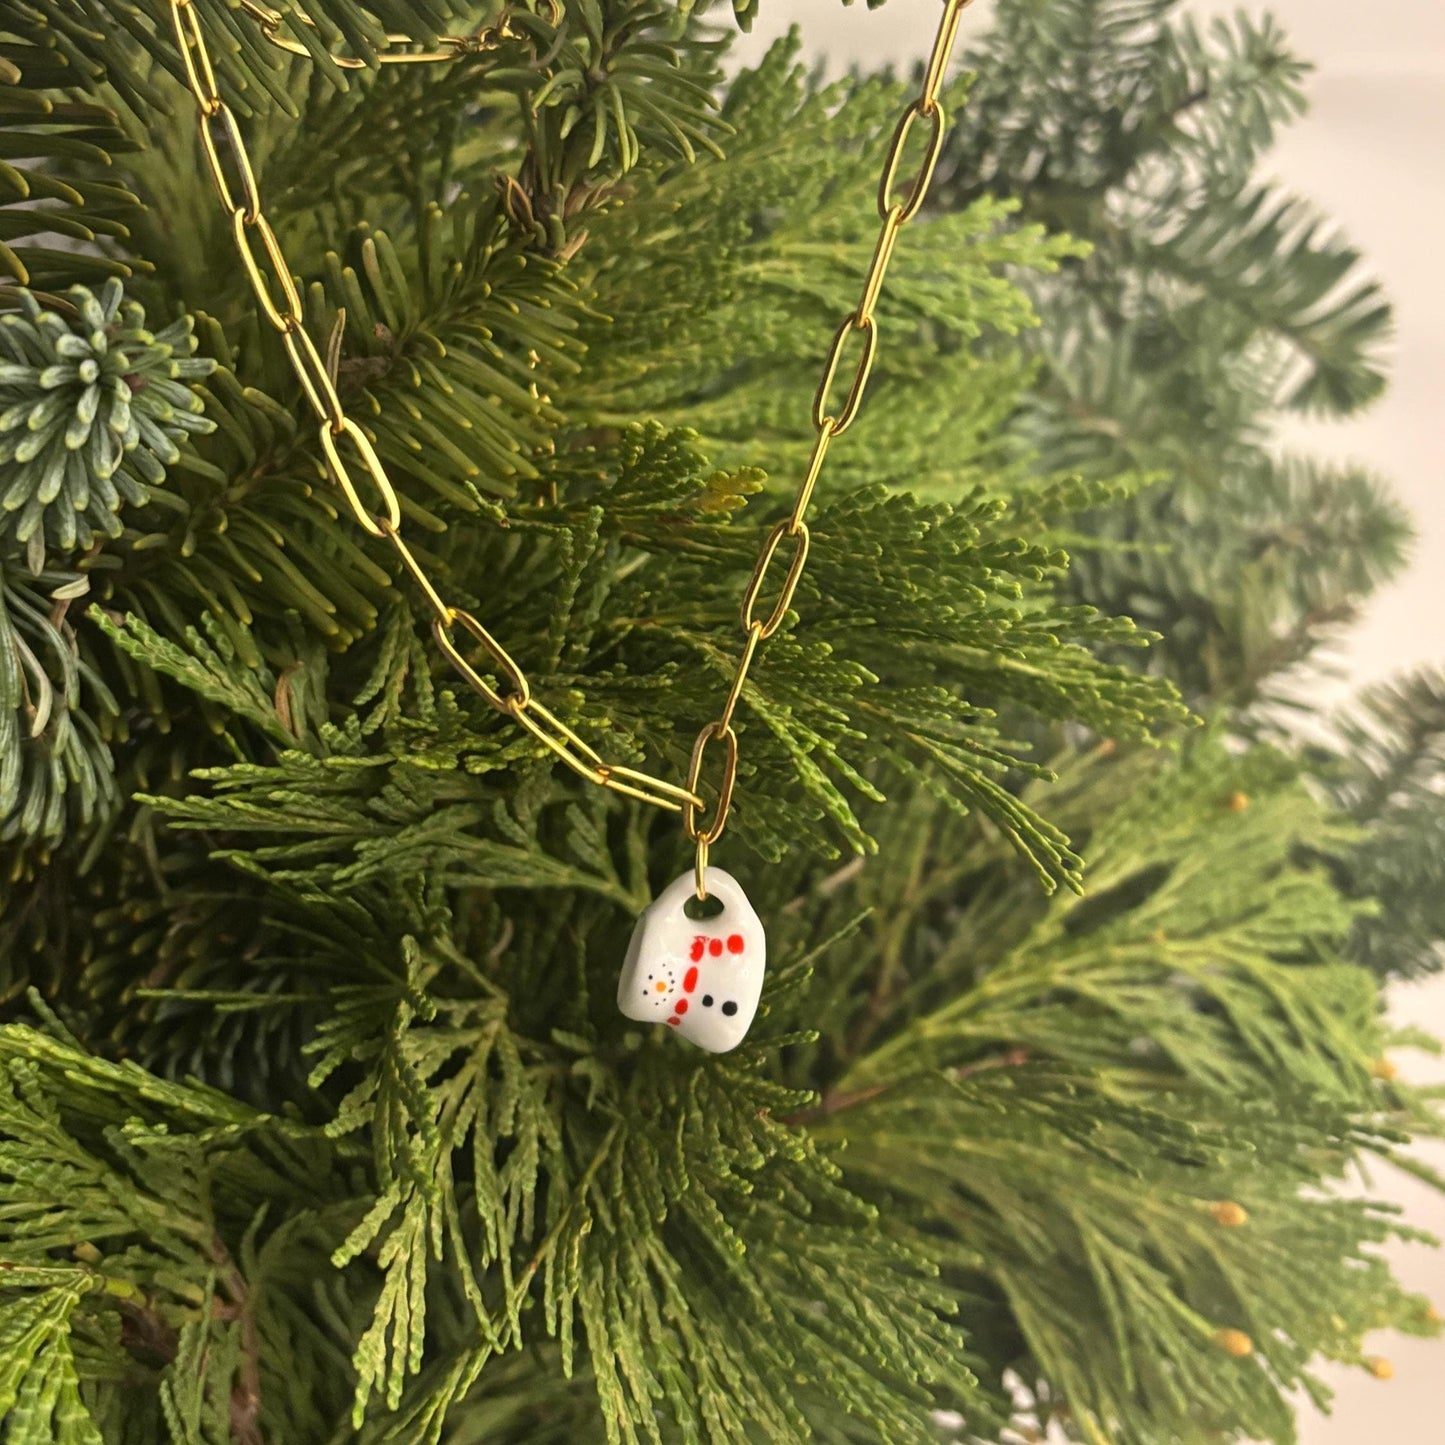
[684,893,725,921]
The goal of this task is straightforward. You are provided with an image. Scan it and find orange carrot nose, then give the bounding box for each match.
[654,981,668,993]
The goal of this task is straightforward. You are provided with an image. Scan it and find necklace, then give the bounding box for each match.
[168,0,972,1051]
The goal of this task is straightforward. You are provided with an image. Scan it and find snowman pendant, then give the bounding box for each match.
[618,868,765,1053]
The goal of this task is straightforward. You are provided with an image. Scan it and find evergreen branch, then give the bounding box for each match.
[89,606,298,746]
[1307,668,1445,980]
[0,21,147,290]
[0,10,1434,1445]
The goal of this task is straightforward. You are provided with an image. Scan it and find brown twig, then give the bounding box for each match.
[211,1234,266,1445]
[783,1048,1031,1128]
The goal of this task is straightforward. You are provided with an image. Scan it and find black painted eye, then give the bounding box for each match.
[721,1000,738,1017]
[702,995,714,1007]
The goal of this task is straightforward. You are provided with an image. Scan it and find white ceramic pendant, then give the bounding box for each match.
[618,868,766,1053]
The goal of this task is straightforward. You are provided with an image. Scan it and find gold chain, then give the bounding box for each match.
[682,0,972,894]
[234,0,557,66]
[168,0,697,814]
[165,0,972,884]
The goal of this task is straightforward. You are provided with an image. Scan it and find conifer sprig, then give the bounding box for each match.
[0,281,214,571]
[0,559,118,859]
[0,13,145,291]
[941,0,1408,708]
[1308,668,1445,980]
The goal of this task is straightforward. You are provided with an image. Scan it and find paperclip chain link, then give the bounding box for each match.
[235,0,560,66]
[168,0,697,815]
[167,0,973,871]
[681,0,974,892]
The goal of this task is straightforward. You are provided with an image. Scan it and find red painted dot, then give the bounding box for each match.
[709,938,723,957]
[727,933,744,954]
[683,966,699,993]
[666,1016,680,1026]
[674,998,689,1015]
[690,937,706,963]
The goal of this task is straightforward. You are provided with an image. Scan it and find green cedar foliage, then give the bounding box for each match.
[0,3,1437,1444]
[0,741,1436,1445]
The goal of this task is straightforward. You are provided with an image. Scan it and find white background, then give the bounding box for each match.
[732,2,1445,1437]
